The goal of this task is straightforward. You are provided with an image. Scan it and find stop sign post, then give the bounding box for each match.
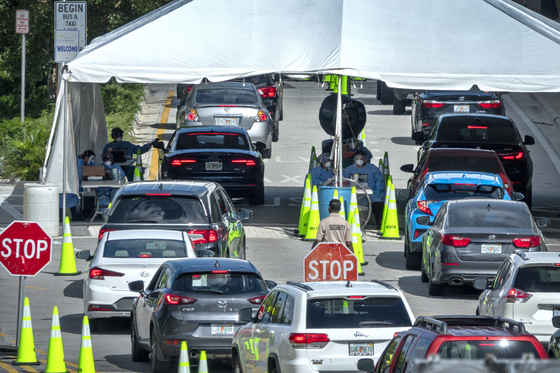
[304,242,358,282]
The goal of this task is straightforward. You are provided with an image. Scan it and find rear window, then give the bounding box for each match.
[306,297,412,329]
[173,272,267,295]
[514,266,560,293]
[195,88,258,105]
[176,132,249,150]
[437,118,518,143]
[447,207,532,228]
[428,156,501,174]
[437,340,540,359]
[108,196,207,224]
[424,184,504,200]
[103,239,188,258]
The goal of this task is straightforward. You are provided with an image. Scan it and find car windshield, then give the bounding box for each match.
[176,133,249,150]
[437,118,518,143]
[108,196,207,224]
[447,207,532,228]
[428,156,501,174]
[306,297,412,329]
[173,272,267,295]
[437,340,539,359]
[103,239,188,258]
[195,89,258,105]
[424,184,504,200]
[514,266,560,293]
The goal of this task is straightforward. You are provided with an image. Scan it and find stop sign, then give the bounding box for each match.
[0,221,52,276]
[304,242,358,282]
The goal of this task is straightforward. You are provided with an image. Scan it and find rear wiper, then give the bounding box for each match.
[358,321,393,327]
[126,220,159,223]
[192,288,224,294]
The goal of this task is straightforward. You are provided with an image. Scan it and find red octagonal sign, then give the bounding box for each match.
[0,221,52,276]
[304,242,358,282]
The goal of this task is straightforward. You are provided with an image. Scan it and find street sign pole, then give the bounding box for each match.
[16,276,25,347]
[21,34,25,123]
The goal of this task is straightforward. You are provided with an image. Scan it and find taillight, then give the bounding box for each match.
[440,234,471,247]
[467,125,487,129]
[171,159,196,166]
[165,294,197,305]
[232,159,256,166]
[248,295,266,304]
[88,305,113,312]
[212,270,228,274]
[188,229,218,244]
[422,100,444,109]
[256,110,268,122]
[89,267,125,280]
[289,333,330,347]
[499,173,513,194]
[186,86,192,94]
[479,100,501,109]
[513,236,541,248]
[257,86,277,98]
[98,228,116,241]
[500,151,524,161]
[164,339,181,345]
[417,200,434,215]
[187,109,199,121]
[504,288,532,303]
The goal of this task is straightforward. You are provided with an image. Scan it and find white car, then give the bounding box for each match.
[76,229,198,332]
[231,280,415,373]
[474,251,560,344]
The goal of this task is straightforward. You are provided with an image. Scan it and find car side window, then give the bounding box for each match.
[394,335,416,373]
[492,260,512,290]
[167,131,177,151]
[220,189,237,218]
[270,292,288,324]
[407,337,432,371]
[146,267,165,291]
[432,205,446,228]
[257,291,278,324]
[210,194,222,223]
[281,295,295,325]
[375,335,403,373]
[213,190,228,217]
[155,267,172,290]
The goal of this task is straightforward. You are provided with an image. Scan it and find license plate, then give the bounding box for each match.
[349,342,374,356]
[205,161,222,171]
[454,104,469,113]
[554,309,560,317]
[211,324,234,336]
[481,244,502,254]
[218,118,237,125]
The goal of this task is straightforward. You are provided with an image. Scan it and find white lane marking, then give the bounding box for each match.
[0,196,23,219]
[264,177,272,183]
[275,157,300,163]
[263,197,281,207]
[369,141,378,144]
[298,156,308,162]
[280,175,303,183]
[371,149,380,152]
[506,96,560,175]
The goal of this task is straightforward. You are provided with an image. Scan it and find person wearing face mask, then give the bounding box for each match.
[76,150,95,192]
[343,150,385,229]
[309,153,334,186]
[344,137,373,164]
[101,152,126,180]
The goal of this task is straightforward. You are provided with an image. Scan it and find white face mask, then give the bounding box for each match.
[355,159,364,167]
[115,137,122,143]
[104,161,112,166]
[325,161,331,169]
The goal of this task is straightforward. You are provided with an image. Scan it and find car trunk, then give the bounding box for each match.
[196,106,259,129]
[515,294,560,338]
[95,261,165,291]
[448,230,538,262]
[169,151,258,177]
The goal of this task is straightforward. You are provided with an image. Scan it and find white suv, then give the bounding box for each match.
[231,280,415,373]
[474,251,560,344]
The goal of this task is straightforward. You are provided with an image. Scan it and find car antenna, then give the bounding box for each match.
[214,260,220,269]
[158,183,164,190]
[345,281,352,288]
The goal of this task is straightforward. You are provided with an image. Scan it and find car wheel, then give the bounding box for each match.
[150,328,171,373]
[233,355,243,373]
[376,82,382,100]
[272,120,279,142]
[89,318,99,333]
[131,317,149,362]
[393,94,406,115]
[406,251,421,271]
[421,266,428,283]
[380,82,392,105]
[238,240,247,260]
[250,184,265,205]
[524,187,532,210]
[428,274,445,296]
[475,307,480,316]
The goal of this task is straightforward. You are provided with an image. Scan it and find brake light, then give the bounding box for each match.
[232,159,256,166]
[187,109,199,121]
[422,100,444,109]
[212,270,228,274]
[422,122,431,127]
[89,267,125,280]
[499,173,513,194]
[289,333,330,344]
[98,228,116,241]
[500,151,524,161]
[188,229,218,244]
[255,110,268,122]
[467,126,487,129]
[513,236,541,248]
[218,105,237,107]
[165,294,197,305]
[248,295,266,304]
[257,86,277,98]
[145,193,172,196]
[440,234,471,247]
[348,296,364,299]
[164,339,181,345]
[417,200,434,215]
[186,86,192,94]
[504,288,532,303]
[479,100,501,109]
[171,159,196,166]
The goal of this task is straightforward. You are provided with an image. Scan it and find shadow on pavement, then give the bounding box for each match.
[391,136,417,146]
[104,354,151,372]
[63,279,83,298]
[59,313,85,334]
[398,275,482,300]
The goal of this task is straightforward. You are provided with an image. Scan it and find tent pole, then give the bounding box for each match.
[336,75,343,187]
[61,78,67,228]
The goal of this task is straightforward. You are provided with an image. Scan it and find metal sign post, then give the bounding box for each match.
[16,10,29,123]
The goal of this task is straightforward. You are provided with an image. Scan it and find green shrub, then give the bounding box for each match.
[101,80,145,141]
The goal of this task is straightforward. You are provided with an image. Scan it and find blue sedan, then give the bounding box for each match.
[404,171,515,270]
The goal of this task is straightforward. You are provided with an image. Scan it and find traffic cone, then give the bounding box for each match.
[359,129,367,143]
[297,175,312,236]
[383,151,390,182]
[329,75,336,91]
[135,149,144,181]
[45,307,66,373]
[351,215,364,276]
[379,176,392,235]
[339,196,346,220]
[55,217,80,276]
[348,186,358,224]
[381,182,400,240]
[78,316,95,373]
[198,351,208,373]
[13,297,39,365]
[332,189,339,204]
[178,341,190,373]
[304,186,320,241]
[309,146,317,172]
[354,207,367,266]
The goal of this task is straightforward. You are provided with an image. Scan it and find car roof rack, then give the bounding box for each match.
[370,279,397,291]
[514,250,529,260]
[415,315,526,334]
[286,281,314,292]
[414,316,449,333]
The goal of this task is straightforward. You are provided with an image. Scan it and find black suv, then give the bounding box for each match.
[359,316,547,373]
[417,114,534,207]
[99,180,252,258]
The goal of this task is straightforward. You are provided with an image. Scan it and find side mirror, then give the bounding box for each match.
[128,280,144,293]
[254,141,267,151]
[238,208,253,221]
[197,249,216,257]
[553,315,560,329]
[399,189,412,199]
[400,164,414,173]
[265,280,277,289]
[171,98,182,107]
[524,135,535,145]
[357,358,375,372]
[153,140,165,150]
[511,192,524,201]
[412,132,425,142]
[238,307,254,323]
[535,217,551,228]
[76,250,93,261]
[416,216,431,226]
[473,277,490,290]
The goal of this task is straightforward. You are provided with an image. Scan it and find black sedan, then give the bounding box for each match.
[128,258,273,373]
[417,114,535,207]
[411,90,505,140]
[421,199,549,296]
[159,127,265,205]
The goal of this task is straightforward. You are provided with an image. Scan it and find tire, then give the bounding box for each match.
[421,267,428,283]
[131,317,149,362]
[150,328,171,373]
[272,120,279,142]
[406,251,421,271]
[475,307,480,316]
[261,148,272,159]
[428,275,445,296]
[393,94,406,115]
[89,318,99,333]
[250,184,265,205]
[376,82,382,100]
[233,355,243,373]
[380,82,392,105]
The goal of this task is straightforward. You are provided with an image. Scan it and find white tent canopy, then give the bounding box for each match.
[66,0,560,92]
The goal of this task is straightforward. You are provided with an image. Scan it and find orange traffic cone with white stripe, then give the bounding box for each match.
[381,182,400,239]
[13,297,39,365]
[78,316,95,373]
[297,175,312,236]
[304,186,320,240]
[379,175,392,235]
[45,307,66,373]
[178,341,191,373]
[55,216,80,276]
[198,351,208,373]
[351,215,364,276]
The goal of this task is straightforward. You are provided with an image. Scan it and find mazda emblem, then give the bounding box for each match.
[487,235,497,240]
[139,271,151,277]
[218,300,228,308]
[459,96,465,101]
